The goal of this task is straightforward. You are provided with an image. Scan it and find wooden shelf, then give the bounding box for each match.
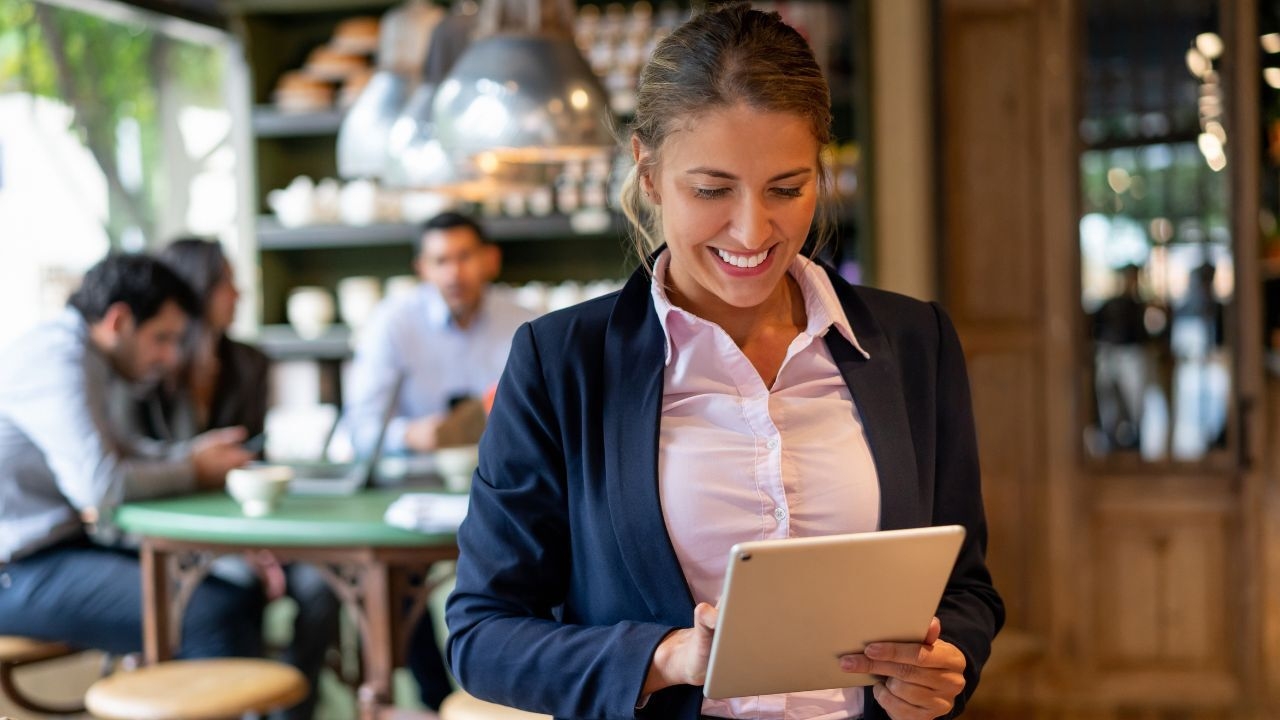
[257,211,627,250]
[251,324,352,360]
[258,218,416,249]
[253,107,345,138]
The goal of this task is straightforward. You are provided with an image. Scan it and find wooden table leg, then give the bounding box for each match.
[140,541,173,665]
[358,563,394,720]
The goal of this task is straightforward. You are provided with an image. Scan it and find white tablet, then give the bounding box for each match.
[702,525,965,700]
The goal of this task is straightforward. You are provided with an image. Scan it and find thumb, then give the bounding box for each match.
[694,602,719,632]
[923,616,942,646]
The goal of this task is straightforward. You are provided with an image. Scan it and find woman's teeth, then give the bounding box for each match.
[715,248,769,268]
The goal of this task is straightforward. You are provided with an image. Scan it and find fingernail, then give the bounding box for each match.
[840,656,866,672]
[864,644,883,658]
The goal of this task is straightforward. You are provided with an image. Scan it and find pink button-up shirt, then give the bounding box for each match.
[651,250,881,720]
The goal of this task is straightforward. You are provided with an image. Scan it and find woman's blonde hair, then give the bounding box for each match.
[618,2,835,265]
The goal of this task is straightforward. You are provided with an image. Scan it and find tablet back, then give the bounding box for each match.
[703,524,965,700]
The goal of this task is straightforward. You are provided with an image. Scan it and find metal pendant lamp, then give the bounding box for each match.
[431,0,614,163]
[384,11,484,188]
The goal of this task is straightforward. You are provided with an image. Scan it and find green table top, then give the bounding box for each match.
[114,489,457,547]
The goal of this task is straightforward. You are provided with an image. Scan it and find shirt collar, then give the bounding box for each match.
[420,283,486,331]
[648,249,870,366]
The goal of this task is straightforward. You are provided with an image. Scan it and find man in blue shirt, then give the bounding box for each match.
[344,212,537,709]
[345,211,537,456]
[0,254,261,659]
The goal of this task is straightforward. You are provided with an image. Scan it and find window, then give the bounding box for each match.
[1078,0,1234,464]
[0,0,243,346]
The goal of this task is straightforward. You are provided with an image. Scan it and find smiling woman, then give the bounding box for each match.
[444,4,1003,720]
[636,105,820,374]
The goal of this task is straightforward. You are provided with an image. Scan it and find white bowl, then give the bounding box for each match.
[434,445,479,493]
[227,465,295,517]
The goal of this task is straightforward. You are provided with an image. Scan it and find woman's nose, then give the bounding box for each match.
[728,196,772,249]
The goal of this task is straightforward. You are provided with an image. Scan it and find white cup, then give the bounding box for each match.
[385,275,419,299]
[434,444,479,493]
[337,276,382,330]
[287,287,335,340]
[226,465,295,517]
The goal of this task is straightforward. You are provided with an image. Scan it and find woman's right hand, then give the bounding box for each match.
[642,602,718,695]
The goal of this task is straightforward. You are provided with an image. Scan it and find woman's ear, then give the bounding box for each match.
[631,136,659,204]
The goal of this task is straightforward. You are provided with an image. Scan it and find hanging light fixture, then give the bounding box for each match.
[337,0,446,180]
[431,0,614,163]
[384,12,480,187]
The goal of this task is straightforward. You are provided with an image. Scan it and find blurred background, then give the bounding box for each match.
[4,0,1280,717]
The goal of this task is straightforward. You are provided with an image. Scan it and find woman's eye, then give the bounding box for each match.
[693,187,730,199]
[772,186,804,198]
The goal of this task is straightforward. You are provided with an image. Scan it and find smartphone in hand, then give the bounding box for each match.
[242,433,267,455]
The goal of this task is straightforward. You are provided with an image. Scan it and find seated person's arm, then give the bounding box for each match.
[346,309,416,455]
[14,364,242,516]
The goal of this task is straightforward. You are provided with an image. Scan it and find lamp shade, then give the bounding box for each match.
[432,33,614,162]
[337,70,409,179]
[384,82,470,187]
[382,12,479,188]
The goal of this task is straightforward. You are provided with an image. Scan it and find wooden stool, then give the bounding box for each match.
[85,658,307,720]
[0,635,87,715]
[438,690,551,720]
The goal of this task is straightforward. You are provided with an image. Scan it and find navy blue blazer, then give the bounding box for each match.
[446,260,1004,720]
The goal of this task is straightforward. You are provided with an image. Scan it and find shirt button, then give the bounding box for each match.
[774,507,787,522]
[766,438,779,450]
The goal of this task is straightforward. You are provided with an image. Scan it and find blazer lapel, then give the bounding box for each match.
[824,270,921,532]
[602,265,695,625]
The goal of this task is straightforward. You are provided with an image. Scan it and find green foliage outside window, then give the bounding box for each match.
[0,0,226,247]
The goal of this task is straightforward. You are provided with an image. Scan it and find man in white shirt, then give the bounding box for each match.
[345,211,537,457]
[344,212,536,709]
[0,254,259,659]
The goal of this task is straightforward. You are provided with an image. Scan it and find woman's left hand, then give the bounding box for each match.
[838,617,966,720]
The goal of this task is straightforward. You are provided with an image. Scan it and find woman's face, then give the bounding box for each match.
[206,261,240,332]
[639,103,821,318]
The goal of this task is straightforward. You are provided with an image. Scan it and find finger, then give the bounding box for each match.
[842,655,964,691]
[841,656,923,683]
[210,426,248,442]
[872,681,934,720]
[865,639,965,670]
[923,617,941,646]
[226,449,254,468]
[884,675,961,710]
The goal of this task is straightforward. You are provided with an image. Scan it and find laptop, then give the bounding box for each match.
[285,373,404,496]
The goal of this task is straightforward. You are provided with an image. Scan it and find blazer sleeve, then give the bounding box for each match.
[446,322,677,720]
[925,302,1005,719]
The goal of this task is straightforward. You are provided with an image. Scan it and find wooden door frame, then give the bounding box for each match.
[938,0,1271,714]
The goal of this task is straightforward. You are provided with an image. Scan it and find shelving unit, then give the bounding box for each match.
[256,211,628,250]
[233,0,870,328]
[252,106,346,137]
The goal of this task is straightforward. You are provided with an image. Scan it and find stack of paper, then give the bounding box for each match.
[384,493,470,533]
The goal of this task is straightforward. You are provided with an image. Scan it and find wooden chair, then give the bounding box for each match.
[0,635,88,715]
[85,658,307,720]
[438,690,551,720]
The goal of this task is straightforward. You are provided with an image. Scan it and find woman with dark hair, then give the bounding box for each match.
[140,238,341,720]
[445,4,1002,719]
[141,238,265,439]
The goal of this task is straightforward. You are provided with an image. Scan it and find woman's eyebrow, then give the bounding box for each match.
[684,167,814,181]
